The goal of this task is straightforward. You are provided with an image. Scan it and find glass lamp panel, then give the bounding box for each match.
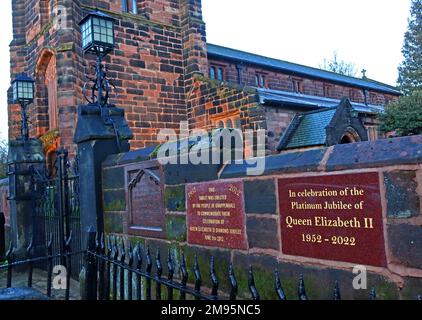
[13,82,17,101]
[18,83,23,99]
[80,12,115,52]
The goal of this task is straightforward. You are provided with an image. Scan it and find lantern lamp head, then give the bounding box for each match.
[12,74,35,104]
[79,10,115,55]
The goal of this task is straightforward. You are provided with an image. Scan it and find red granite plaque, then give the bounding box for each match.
[187,181,247,250]
[278,172,386,267]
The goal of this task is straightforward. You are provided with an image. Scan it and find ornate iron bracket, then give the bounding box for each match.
[83,54,115,108]
[82,53,122,152]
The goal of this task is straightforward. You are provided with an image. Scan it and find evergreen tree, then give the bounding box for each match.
[380,90,422,137]
[397,0,422,95]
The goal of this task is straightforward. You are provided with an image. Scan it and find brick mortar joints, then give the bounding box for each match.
[81,5,181,32]
[193,74,259,94]
[20,20,54,49]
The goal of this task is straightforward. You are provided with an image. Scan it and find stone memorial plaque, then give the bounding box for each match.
[187,181,247,250]
[126,161,165,238]
[278,172,386,266]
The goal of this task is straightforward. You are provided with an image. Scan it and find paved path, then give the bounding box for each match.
[0,268,81,300]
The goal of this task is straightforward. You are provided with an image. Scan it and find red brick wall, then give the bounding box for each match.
[9,0,80,155]
[265,106,296,152]
[208,57,399,106]
[187,76,261,132]
[9,0,205,152]
[9,0,399,157]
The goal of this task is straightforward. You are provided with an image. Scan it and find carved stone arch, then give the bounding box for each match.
[35,48,60,173]
[340,127,362,144]
[36,48,55,77]
[35,48,56,133]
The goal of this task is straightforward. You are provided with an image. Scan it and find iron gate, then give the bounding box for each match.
[31,149,83,276]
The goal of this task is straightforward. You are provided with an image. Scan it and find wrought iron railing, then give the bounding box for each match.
[2,230,421,300]
[31,149,83,276]
[84,229,388,301]
[0,233,84,300]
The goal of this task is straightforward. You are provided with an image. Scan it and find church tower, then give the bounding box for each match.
[8,0,209,161]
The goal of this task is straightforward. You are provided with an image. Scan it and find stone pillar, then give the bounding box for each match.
[74,104,133,245]
[7,138,44,254]
[180,0,208,85]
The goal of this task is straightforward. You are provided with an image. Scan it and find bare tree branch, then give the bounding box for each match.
[320,51,359,77]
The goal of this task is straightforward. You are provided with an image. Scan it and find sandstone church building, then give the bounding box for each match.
[8,0,401,166]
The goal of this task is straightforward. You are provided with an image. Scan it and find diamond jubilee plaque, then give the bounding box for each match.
[187,181,247,250]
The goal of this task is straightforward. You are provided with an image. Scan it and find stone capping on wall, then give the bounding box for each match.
[101,135,422,175]
[101,134,422,299]
[220,135,422,179]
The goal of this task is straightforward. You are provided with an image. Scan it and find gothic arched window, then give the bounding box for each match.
[45,55,58,130]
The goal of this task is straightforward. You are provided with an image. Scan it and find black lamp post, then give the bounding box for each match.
[12,74,35,141]
[79,10,115,108]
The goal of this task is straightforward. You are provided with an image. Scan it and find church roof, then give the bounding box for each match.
[278,108,338,150]
[257,88,385,114]
[207,43,401,96]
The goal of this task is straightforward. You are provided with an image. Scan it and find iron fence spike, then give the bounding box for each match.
[275,270,287,300]
[146,246,152,273]
[194,255,202,290]
[47,233,53,252]
[26,237,34,254]
[100,233,105,252]
[210,256,219,298]
[229,263,238,300]
[127,242,134,267]
[113,236,119,260]
[248,266,260,300]
[120,239,126,263]
[298,274,308,300]
[65,230,73,251]
[95,232,100,251]
[180,252,188,286]
[136,243,143,270]
[333,281,341,300]
[156,248,163,278]
[107,236,112,256]
[167,250,174,281]
[370,288,377,300]
[5,241,14,260]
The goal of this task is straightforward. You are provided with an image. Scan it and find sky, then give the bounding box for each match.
[0,0,412,141]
